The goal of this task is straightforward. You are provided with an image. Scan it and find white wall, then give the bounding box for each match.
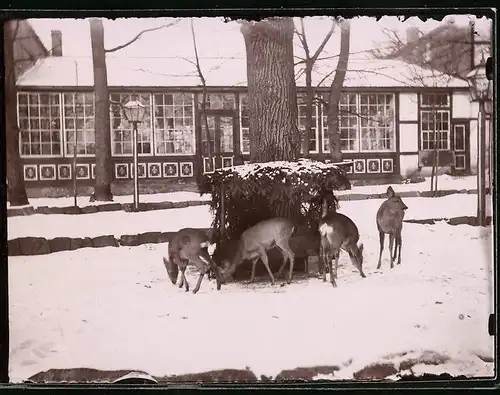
[399,93,419,121]
[470,119,478,173]
[453,92,479,119]
[399,123,419,152]
[399,154,419,178]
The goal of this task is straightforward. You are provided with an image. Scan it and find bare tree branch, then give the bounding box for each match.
[105,20,180,53]
[311,20,336,61]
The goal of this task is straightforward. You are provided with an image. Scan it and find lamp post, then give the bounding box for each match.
[123,98,146,212]
[466,58,493,227]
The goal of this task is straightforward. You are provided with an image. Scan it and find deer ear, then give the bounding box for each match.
[358,243,364,253]
[387,186,395,198]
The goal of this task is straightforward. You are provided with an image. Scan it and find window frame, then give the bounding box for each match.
[62,92,96,158]
[419,109,451,151]
[17,92,64,158]
[152,92,196,157]
[297,93,320,154]
[109,92,154,157]
[239,93,250,155]
[322,92,396,154]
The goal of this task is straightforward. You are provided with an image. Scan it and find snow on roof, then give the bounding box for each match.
[16,54,468,89]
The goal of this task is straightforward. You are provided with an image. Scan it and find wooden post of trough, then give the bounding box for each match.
[220,182,225,241]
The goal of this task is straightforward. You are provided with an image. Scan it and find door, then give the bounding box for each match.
[200,113,236,174]
[451,123,470,174]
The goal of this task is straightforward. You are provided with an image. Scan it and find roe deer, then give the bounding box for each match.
[218,217,295,285]
[376,186,408,269]
[318,199,365,287]
[162,228,222,294]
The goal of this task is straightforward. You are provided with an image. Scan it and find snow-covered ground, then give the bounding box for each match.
[9,219,494,382]
[7,174,478,209]
[8,194,493,240]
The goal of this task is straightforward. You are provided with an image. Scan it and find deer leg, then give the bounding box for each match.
[348,249,366,278]
[376,231,384,270]
[396,232,402,266]
[249,257,259,283]
[276,240,295,284]
[320,238,329,282]
[275,247,288,279]
[329,249,338,288]
[259,250,275,285]
[212,264,222,290]
[192,267,207,294]
[180,266,189,292]
[388,233,395,269]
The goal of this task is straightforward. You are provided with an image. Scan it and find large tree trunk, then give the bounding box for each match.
[302,63,314,157]
[328,20,350,163]
[241,18,301,163]
[90,18,113,201]
[4,20,29,206]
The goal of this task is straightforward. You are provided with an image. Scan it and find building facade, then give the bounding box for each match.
[385,20,493,180]
[15,31,478,189]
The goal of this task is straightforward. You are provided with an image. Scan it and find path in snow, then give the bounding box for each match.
[7,194,493,240]
[8,221,494,382]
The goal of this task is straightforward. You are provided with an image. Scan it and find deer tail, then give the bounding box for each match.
[163,256,179,285]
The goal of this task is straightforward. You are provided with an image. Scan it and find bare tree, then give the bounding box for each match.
[89,18,178,201]
[326,19,350,163]
[4,20,29,206]
[294,18,336,157]
[240,18,301,162]
[189,19,213,172]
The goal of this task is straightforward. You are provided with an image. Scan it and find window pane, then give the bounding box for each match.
[153,93,195,155]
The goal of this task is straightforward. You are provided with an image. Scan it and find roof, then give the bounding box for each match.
[16,54,468,89]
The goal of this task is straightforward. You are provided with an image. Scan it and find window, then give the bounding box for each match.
[420,110,450,150]
[297,94,319,153]
[420,93,449,107]
[322,93,395,153]
[110,93,152,156]
[204,93,236,110]
[63,92,95,155]
[420,93,450,151]
[239,93,250,154]
[154,93,195,155]
[18,92,62,157]
[359,94,395,151]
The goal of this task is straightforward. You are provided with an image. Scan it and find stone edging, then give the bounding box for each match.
[7,188,483,218]
[7,216,492,257]
[7,200,209,218]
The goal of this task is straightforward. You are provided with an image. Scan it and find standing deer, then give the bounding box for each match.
[376,186,408,269]
[318,199,365,287]
[218,217,296,285]
[162,228,222,294]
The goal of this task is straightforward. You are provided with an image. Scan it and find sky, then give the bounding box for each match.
[28,15,492,61]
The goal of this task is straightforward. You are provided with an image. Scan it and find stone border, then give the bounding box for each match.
[7,200,209,218]
[7,188,484,218]
[7,215,492,257]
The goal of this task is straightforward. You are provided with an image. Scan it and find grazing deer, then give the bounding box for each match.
[218,217,296,285]
[162,228,222,294]
[376,186,408,269]
[318,199,365,287]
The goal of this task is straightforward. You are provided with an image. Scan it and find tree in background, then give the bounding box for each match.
[294,17,336,157]
[4,21,29,206]
[89,18,178,201]
[240,18,301,162]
